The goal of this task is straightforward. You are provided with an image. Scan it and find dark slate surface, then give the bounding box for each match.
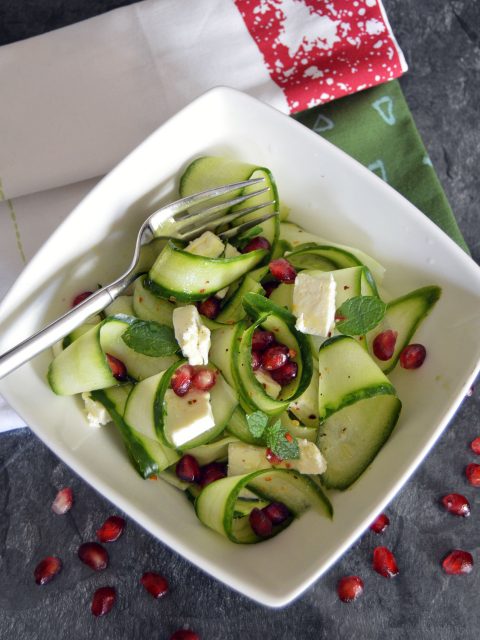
[0,1,479,638]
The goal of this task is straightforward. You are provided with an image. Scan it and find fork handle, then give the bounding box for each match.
[0,286,117,381]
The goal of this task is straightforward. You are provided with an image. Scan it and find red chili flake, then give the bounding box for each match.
[285,432,293,443]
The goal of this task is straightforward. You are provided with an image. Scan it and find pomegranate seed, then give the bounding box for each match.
[262,344,289,370]
[442,550,474,575]
[372,330,397,361]
[270,360,298,386]
[199,462,227,488]
[262,501,290,525]
[96,515,126,542]
[263,281,279,297]
[465,463,480,487]
[106,353,128,381]
[176,455,201,483]
[51,487,73,515]
[241,236,271,253]
[78,542,109,571]
[249,507,273,537]
[34,556,62,585]
[337,575,364,603]
[191,367,217,391]
[72,290,93,307]
[140,571,169,599]
[370,513,390,533]
[470,437,480,455]
[170,630,200,640]
[251,350,262,370]
[197,296,221,319]
[265,448,283,464]
[372,546,399,578]
[269,258,297,284]
[91,586,116,616]
[251,329,276,351]
[171,364,194,397]
[399,343,426,369]
[441,493,471,517]
[467,385,475,397]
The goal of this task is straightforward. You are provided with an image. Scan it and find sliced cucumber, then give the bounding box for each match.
[146,241,267,302]
[216,275,264,324]
[185,435,239,466]
[286,243,362,271]
[225,407,264,445]
[289,360,319,426]
[367,285,441,373]
[317,394,402,489]
[133,276,175,326]
[209,322,245,388]
[123,371,166,441]
[104,295,134,317]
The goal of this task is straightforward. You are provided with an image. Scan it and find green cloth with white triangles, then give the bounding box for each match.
[295,80,468,253]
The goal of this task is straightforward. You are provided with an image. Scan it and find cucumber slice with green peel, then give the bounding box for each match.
[318,335,396,421]
[146,241,267,302]
[123,371,166,441]
[317,394,402,489]
[216,276,264,324]
[280,221,386,284]
[233,496,270,518]
[268,282,294,312]
[133,276,176,326]
[92,387,179,479]
[279,413,318,440]
[233,294,313,415]
[195,468,331,543]
[289,360,320,426]
[287,243,363,271]
[225,407,264,445]
[185,435,239,466]
[62,322,100,349]
[104,295,134,317]
[209,322,245,388]
[367,285,442,374]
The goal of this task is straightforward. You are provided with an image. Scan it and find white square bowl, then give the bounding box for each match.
[0,87,479,607]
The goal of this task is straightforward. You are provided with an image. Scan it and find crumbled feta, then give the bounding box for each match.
[173,305,210,366]
[294,439,327,474]
[163,389,215,448]
[254,368,282,399]
[81,392,111,428]
[227,439,327,476]
[186,231,225,258]
[292,272,336,337]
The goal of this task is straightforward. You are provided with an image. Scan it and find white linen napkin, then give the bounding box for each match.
[0,0,406,432]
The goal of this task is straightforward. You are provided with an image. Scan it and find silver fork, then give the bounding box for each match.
[0,178,275,380]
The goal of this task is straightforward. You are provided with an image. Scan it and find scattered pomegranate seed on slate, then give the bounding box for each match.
[441,494,471,517]
[176,455,201,483]
[269,257,297,283]
[262,344,289,370]
[91,586,116,617]
[270,360,298,386]
[170,630,200,640]
[171,364,194,397]
[265,448,283,465]
[141,571,169,599]
[106,353,128,381]
[199,462,227,488]
[470,437,480,455]
[96,516,126,543]
[442,550,474,575]
[372,546,399,578]
[465,463,480,487]
[34,556,62,585]
[241,236,271,253]
[249,507,273,537]
[51,487,73,515]
[72,290,93,307]
[251,350,262,370]
[399,344,426,369]
[262,502,290,525]
[197,296,221,319]
[370,513,390,533]
[252,329,276,351]
[337,575,364,603]
[191,368,216,391]
[78,542,109,571]
[372,330,397,361]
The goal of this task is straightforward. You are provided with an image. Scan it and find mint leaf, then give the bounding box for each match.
[122,320,179,356]
[246,411,269,439]
[265,420,300,460]
[335,296,386,336]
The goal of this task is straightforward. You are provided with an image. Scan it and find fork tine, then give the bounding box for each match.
[178,200,276,241]
[217,212,277,241]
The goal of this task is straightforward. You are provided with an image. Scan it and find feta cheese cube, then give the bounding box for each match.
[163,389,215,448]
[81,392,111,428]
[186,231,224,258]
[294,439,327,474]
[254,368,282,399]
[173,305,210,366]
[292,272,336,337]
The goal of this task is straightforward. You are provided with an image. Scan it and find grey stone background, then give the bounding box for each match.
[0,1,479,638]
